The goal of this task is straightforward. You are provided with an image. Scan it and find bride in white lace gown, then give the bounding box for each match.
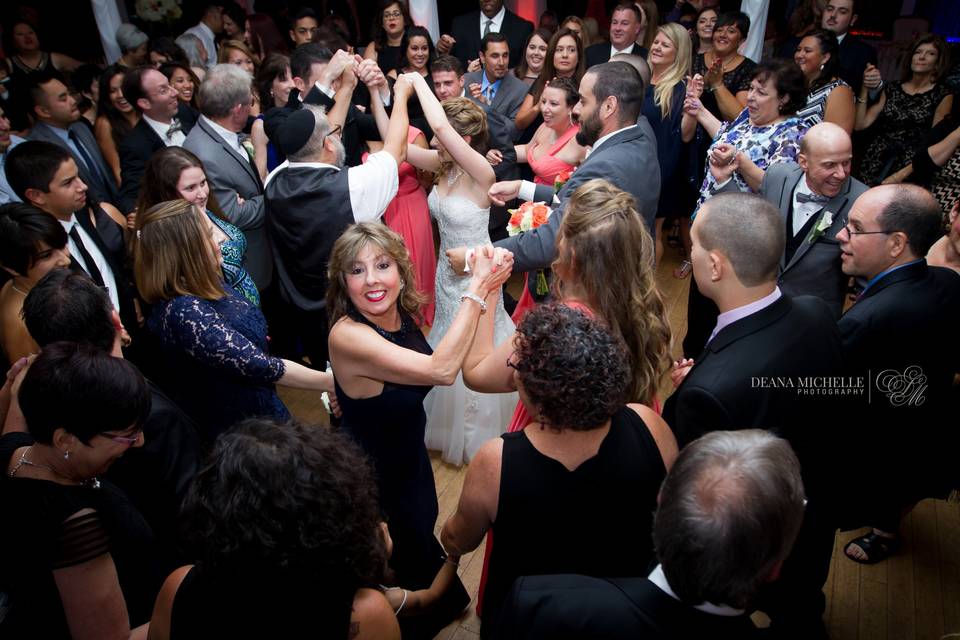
[401,72,517,465]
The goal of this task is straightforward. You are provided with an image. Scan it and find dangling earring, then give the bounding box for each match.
[399,278,405,291]
[63,450,71,460]
[819,63,825,72]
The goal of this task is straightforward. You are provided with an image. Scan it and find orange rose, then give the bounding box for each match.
[508,209,524,227]
[531,206,549,228]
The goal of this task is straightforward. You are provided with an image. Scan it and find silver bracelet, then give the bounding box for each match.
[461,292,487,314]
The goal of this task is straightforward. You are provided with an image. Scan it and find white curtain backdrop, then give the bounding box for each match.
[91,0,124,63]
[739,0,769,63]
[409,0,440,41]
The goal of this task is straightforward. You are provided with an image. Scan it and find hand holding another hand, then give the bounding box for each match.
[469,245,514,295]
[863,63,882,90]
[488,180,521,206]
[486,149,503,166]
[685,73,704,99]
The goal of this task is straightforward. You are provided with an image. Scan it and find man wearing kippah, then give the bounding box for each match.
[263,58,410,369]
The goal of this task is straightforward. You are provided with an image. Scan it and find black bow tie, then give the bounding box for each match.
[796,191,830,204]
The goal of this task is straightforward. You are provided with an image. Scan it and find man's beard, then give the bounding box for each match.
[575,111,603,146]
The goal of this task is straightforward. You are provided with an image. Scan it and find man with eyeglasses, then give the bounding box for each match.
[262,60,411,371]
[836,184,960,566]
[117,66,197,212]
[21,268,205,573]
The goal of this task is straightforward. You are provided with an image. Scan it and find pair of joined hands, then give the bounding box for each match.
[467,245,515,292]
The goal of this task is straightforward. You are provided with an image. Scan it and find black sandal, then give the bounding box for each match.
[843,531,900,564]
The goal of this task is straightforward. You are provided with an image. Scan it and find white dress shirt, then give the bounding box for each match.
[480,6,506,36]
[264,151,399,221]
[143,114,185,147]
[609,42,636,58]
[791,176,825,237]
[201,116,244,157]
[59,214,120,311]
[183,21,217,68]
[648,564,746,617]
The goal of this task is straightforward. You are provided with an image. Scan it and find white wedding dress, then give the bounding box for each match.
[423,187,517,466]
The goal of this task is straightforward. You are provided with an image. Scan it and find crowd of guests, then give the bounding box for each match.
[0,0,958,638]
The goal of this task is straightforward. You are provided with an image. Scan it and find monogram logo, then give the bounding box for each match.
[875,366,927,407]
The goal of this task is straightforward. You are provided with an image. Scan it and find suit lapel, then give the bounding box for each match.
[199,118,260,189]
[783,181,850,273]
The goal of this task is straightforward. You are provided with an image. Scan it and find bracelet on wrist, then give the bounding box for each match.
[461,292,487,314]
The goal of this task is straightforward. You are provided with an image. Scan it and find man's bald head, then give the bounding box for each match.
[798,122,853,198]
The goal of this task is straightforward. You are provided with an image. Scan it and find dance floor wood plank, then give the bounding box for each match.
[277,243,960,640]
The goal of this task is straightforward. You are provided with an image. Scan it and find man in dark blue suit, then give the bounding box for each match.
[836,184,960,564]
[584,3,648,68]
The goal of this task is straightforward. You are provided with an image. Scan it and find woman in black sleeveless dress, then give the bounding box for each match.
[326,223,514,638]
[440,304,679,638]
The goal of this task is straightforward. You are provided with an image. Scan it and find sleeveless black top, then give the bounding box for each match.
[334,309,444,588]
[480,406,667,636]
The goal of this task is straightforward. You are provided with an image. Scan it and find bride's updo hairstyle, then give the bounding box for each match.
[440,97,489,155]
[552,179,672,405]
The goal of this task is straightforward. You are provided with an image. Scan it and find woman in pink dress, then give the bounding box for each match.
[365,126,437,325]
[508,76,587,324]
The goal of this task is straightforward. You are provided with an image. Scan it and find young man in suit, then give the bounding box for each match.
[183,64,272,292]
[448,61,660,279]
[26,72,119,207]
[5,141,144,362]
[463,33,528,121]
[584,3,647,69]
[662,192,843,640]
[438,0,533,69]
[495,430,805,639]
[713,122,868,318]
[117,66,197,212]
[836,184,960,564]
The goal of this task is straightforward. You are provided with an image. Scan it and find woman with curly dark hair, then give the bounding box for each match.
[443,303,677,638]
[146,418,400,639]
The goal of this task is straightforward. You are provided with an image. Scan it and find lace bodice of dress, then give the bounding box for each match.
[428,187,493,253]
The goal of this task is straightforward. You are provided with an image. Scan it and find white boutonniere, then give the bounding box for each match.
[805,210,834,244]
[241,139,256,161]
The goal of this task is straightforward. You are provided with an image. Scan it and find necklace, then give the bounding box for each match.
[9,447,101,489]
[10,281,30,296]
[446,165,464,188]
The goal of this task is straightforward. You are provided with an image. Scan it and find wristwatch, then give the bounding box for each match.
[460,292,487,314]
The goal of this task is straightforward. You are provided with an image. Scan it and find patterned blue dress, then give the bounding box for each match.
[206,211,260,307]
[697,108,807,211]
[147,285,289,443]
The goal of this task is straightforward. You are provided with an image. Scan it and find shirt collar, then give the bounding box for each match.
[481,72,503,92]
[263,159,342,187]
[862,258,924,296]
[143,114,175,136]
[196,21,214,40]
[610,42,635,56]
[588,124,637,156]
[201,115,240,149]
[648,565,745,617]
[46,123,70,142]
[710,287,782,343]
[58,213,79,233]
[481,6,506,30]
[836,32,847,43]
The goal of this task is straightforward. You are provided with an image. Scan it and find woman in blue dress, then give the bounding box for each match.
[133,199,333,444]
[137,147,260,306]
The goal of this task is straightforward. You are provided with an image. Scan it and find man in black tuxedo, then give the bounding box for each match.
[494,430,805,640]
[662,192,843,640]
[584,3,647,68]
[836,185,960,564]
[713,122,868,317]
[438,0,533,69]
[117,66,197,212]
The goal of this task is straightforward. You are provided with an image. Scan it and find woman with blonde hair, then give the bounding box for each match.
[326,222,512,636]
[464,178,673,424]
[134,199,334,443]
[645,22,697,265]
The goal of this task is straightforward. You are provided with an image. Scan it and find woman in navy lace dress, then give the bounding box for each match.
[133,200,333,443]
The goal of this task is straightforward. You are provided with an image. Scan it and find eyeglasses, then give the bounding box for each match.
[839,220,892,237]
[100,429,143,446]
[323,124,342,143]
[383,10,404,18]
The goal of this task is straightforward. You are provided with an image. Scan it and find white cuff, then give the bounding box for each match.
[315,81,335,98]
[518,180,537,202]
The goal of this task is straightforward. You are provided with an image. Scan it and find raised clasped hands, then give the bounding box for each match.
[862,63,882,90]
[469,245,514,294]
[392,73,415,101]
[685,73,705,100]
[322,49,358,86]
[357,58,386,89]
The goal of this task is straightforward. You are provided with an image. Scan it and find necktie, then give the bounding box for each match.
[69,225,105,287]
[166,118,183,140]
[796,191,830,204]
[485,83,496,103]
[68,130,108,192]
[483,19,493,37]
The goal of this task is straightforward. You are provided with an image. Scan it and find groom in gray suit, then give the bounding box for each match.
[448,61,660,279]
[183,64,272,291]
[715,122,867,317]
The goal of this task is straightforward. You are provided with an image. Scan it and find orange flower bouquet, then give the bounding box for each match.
[553,169,572,192]
[506,201,553,295]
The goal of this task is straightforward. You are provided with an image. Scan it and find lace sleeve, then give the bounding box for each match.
[160,297,285,384]
[52,510,110,570]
